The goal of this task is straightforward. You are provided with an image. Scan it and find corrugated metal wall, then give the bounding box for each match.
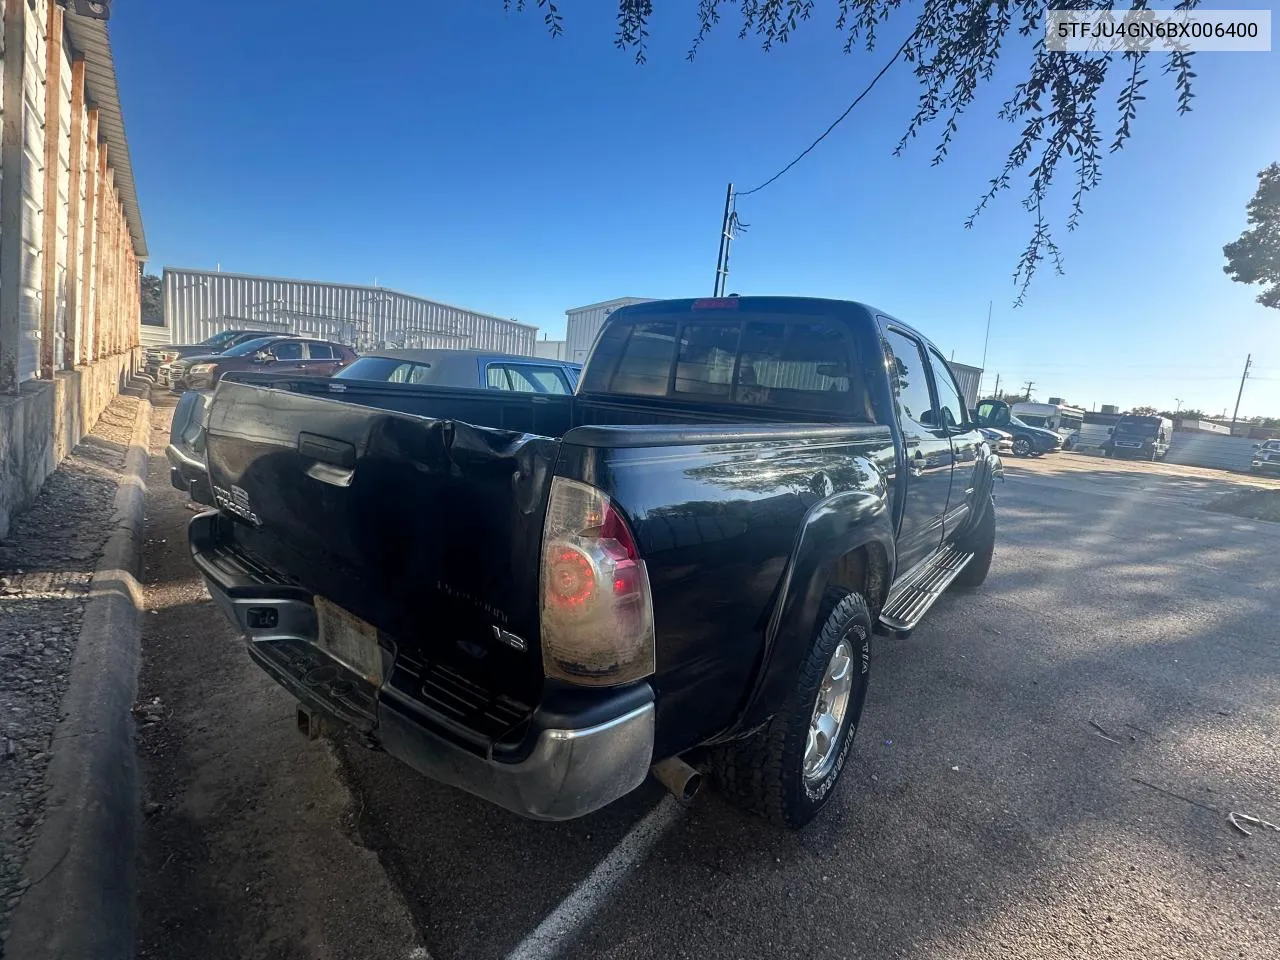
[1073,424,1259,472]
[948,362,982,408]
[565,298,653,363]
[159,268,537,356]
[533,339,568,360]
[1165,434,1259,472]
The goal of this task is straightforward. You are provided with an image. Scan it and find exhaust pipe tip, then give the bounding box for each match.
[651,756,703,804]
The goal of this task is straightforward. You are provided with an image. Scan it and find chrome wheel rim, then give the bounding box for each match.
[804,640,854,783]
[1013,439,1031,456]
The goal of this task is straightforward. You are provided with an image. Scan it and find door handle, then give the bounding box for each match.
[297,432,356,486]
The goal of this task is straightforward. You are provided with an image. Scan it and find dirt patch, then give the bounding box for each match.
[1205,488,1280,523]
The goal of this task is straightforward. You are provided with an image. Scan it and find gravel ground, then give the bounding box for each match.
[0,390,142,954]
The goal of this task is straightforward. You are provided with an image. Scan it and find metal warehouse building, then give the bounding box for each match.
[1,1,147,537]
[149,267,537,357]
[565,297,653,364]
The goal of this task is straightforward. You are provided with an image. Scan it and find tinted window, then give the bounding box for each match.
[272,341,304,360]
[674,322,739,398]
[587,319,678,397]
[735,320,851,411]
[305,342,335,360]
[882,330,935,432]
[220,337,281,357]
[926,350,966,428]
[335,357,433,383]
[201,330,239,347]
[583,312,859,414]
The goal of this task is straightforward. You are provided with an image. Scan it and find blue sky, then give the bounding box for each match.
[112,2,1280,416]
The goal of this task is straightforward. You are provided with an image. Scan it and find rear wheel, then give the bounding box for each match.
[954,495,996,588]
[1012,437,1032,457]
[710,588,871,829]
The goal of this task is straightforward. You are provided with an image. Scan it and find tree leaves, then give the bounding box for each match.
[1223,163,1280,310]
[510,1,1202,302]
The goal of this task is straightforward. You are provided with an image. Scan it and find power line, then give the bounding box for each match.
[735,30,917,198]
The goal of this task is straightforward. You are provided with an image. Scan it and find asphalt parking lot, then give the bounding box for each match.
[136,409,1280,960]
[1000,448,1280,507]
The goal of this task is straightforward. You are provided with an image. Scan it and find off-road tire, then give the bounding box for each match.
[709,588,871,829]
[954,494,996,588]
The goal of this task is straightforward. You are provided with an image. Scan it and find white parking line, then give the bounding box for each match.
[505,795,685,960]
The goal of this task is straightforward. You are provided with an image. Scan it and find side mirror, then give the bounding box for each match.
[1107,427,1113,435]
[253,350,273,363]
[1253,443,1261,449]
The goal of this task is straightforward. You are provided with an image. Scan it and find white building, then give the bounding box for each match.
[532,337,568,361]
[565,297,653,363]
[1,1,147,537]
[150,267,537,356]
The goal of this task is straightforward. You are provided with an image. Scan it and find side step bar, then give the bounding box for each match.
[879,543,974,633]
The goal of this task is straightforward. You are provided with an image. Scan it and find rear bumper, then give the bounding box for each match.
[166,443,213,505]
[189,511,655,820]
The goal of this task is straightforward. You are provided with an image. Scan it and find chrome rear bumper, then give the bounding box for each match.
[192,512,655,821]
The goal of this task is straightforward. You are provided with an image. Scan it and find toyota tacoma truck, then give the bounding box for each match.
[189,297,1001,828]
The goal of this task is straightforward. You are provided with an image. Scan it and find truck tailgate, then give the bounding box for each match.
[204,380,558,709]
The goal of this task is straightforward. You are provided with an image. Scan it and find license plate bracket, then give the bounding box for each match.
[315,597,382,686]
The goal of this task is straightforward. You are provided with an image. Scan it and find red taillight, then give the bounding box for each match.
[692,297,739,310]
[540,478,655,686]
[548,546,596,607]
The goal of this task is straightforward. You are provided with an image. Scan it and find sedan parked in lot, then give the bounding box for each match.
[979,426,1015,456]
[148,329,278,382]
[172,336,357,393]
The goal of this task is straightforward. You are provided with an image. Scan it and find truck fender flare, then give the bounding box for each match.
[957,448,1002,539]
[726,481,897,738]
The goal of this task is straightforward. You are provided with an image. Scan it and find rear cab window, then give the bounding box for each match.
[580,306,865,418]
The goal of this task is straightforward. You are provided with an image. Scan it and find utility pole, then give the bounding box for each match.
[992,372,1000,399]
[713,182,734,297]
[1022,379,1035,401]
[1230,353,1252,435]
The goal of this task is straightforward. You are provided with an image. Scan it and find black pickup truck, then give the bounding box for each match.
[190,297,1001,828]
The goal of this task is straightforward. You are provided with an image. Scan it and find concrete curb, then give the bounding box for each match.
[9,381,151,960]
